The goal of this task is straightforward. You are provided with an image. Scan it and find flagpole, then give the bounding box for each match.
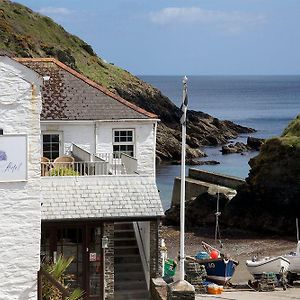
[179,76,188,281]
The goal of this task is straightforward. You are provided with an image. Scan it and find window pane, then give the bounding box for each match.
[43,134,60,160]
[43,135,50,143]
[51,135,59,142]
[127,131,132,137]
[43,143,51,152]
[114,137,120,142]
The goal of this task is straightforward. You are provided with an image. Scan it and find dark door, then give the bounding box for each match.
[41,224,103,300]
[86,227,103,300]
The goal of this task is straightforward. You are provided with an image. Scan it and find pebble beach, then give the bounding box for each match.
[161,226,297,283]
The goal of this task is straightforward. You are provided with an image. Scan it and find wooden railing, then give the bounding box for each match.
[38,268,70,300]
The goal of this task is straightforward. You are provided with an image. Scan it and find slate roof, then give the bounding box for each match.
[15,58,157,121]
[41,175,164,221]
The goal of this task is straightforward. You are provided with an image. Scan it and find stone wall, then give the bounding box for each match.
[189,168,245,189]
[103,222,114,300]
[150,219,163,278]
[171,169,245,207]
[0,56,42,299]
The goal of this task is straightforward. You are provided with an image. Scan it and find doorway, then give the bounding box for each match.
[41,224,104,300]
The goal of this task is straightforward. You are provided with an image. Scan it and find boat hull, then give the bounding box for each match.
[284,254,300,274]
[246,256,290,278]
[198,258,238,285]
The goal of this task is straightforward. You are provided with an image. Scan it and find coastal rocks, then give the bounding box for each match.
[225,116,300,234]
[171,160,220,166]
[221,137,265,155]
[156,124,205,161]
[154,112,254,162]
[221,142,250,154]
[247,136,265,151]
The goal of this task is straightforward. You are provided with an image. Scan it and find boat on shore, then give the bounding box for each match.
[284,241,300,275]
[191,242,239,285]
[284,219,300,283]
[246,256,290,279]
[199,257,238,285]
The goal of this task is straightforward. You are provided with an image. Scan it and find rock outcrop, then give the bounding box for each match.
[225,115,300,234]
[221,137,265,155]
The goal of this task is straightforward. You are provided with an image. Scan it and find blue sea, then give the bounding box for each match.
[140,75,300,210]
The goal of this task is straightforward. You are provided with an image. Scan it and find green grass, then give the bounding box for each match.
[0,1,145,91]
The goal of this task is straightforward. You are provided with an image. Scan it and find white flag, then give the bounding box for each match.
[180,76,188,125]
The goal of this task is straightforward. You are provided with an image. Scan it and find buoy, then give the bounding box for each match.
[210,250,219,259]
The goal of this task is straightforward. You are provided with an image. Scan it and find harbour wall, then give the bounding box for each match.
[171,168,245,207]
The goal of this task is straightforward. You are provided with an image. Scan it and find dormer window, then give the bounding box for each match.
[113,129,134,158]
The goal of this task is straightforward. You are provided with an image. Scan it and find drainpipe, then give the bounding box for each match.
[93,121,97,161]
[153,121,157,180]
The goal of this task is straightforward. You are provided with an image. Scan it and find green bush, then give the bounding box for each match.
[50,167,79,176]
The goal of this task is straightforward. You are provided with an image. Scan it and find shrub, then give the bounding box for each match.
[42,255,84,300]
[50,167,80,176]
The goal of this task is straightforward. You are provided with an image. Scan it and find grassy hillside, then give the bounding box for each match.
[0,0,253,160]
[0,1,142,88]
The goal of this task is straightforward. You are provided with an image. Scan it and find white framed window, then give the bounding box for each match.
[113,129,135,158]
[42,132,62,160]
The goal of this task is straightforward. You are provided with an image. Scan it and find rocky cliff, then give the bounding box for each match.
[225,115,300,234]
[0,0,254,160]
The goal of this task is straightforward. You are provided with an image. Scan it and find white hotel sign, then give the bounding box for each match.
[0,135,27,182]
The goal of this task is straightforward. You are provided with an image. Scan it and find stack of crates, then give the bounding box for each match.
[258,272,277,292]
[185,261,207,293]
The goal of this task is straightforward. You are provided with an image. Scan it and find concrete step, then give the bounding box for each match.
[115,230,135,238]
[115,254,141,264]
[115,246,139,255]
[115,271,145,281]
[115,263,144,272]
[115,279,147,290]
[114,289,149,300]
[114,238,137,247]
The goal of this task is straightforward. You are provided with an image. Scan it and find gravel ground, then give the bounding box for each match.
[197,288,300,299]
[161,226,297,283]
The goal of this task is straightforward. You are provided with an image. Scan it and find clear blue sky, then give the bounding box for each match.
[17,0,300,75]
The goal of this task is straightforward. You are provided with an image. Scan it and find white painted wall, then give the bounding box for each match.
[41,122,95,155]
[42,120,156,175]
[97,121,156,175]
[0,57,42,299]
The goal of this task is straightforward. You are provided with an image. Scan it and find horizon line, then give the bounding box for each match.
[137,74,300,77]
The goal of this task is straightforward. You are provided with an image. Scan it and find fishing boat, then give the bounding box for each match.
[193,186,239,285]
[246,256,290,279]
[284,241,300,274]
[284,219,300,283]
[194,242,239,285]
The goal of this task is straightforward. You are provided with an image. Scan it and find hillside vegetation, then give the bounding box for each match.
[0,0,253,160]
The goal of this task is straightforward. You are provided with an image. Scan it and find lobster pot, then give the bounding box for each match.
[185,261,207,293]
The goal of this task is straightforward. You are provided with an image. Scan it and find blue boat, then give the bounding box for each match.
[199,257,239,285]
[194,242,239,285]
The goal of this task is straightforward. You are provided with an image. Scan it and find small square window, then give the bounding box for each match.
[113,130,134,158]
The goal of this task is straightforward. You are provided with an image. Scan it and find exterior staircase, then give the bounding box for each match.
[114,222,149,300]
